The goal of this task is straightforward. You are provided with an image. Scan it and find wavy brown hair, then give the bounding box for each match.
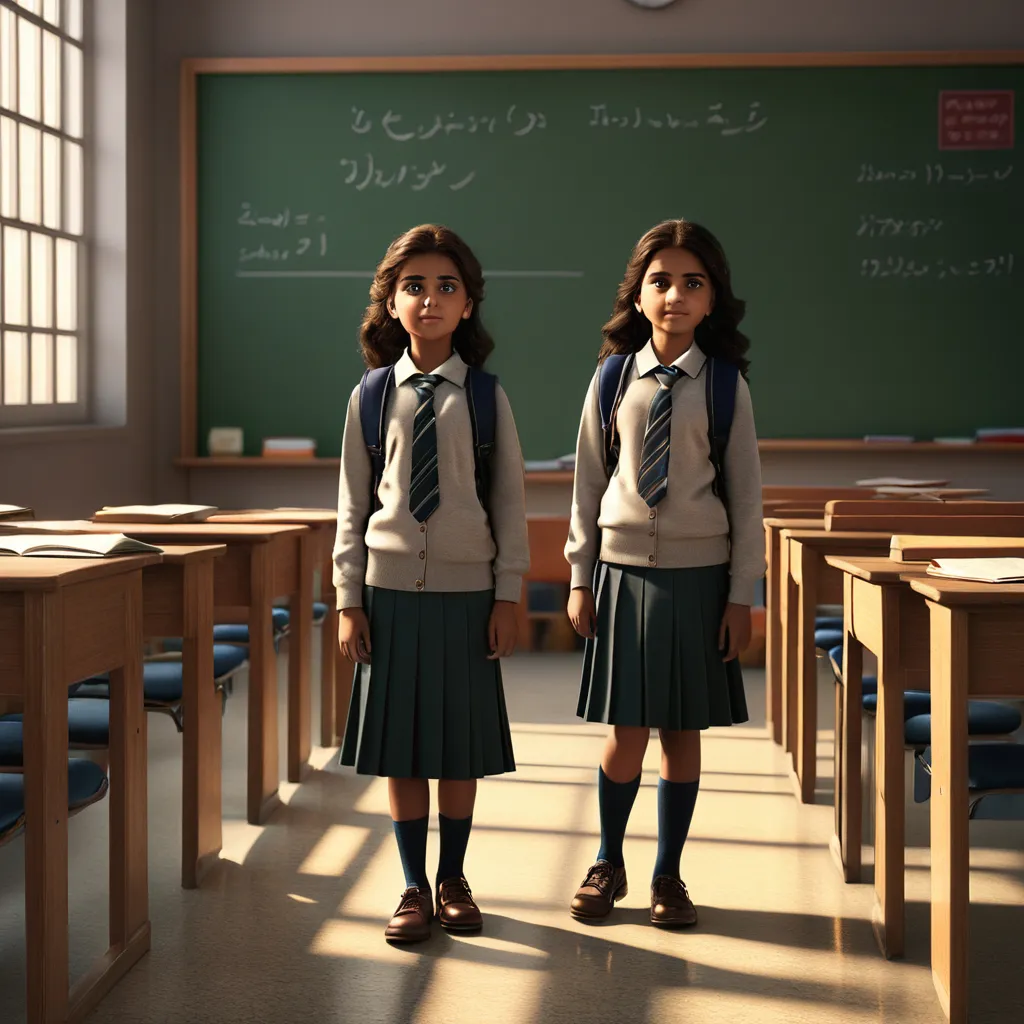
[359,224,494,369]
[599,219,750,376]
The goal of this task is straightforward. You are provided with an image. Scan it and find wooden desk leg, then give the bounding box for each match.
[181,558,221,888]
[795,545,818,803]
[247,544,280,825]
[22,590,70,1022]
[287,532,315,783]
[873,589,906,960]
[780,538,797,757]
[75,572,153,1020]
[320,596,339,748]
[929,603,970,1022]
[832,572,863,883]
[766,526,783,746]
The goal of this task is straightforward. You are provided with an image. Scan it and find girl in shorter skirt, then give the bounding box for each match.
[565,219,765,928]
[333,224,528,943]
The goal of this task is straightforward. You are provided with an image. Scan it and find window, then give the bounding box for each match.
[0,0,84,425]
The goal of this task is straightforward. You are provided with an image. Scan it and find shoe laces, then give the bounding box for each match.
[583,861,618,894]
[438,877,473,904]
[397,886,429,914]
[653,876,690,901]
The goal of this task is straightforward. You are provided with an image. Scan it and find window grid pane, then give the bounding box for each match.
[55,331,74,401]
[3,329,28,404]
[1,1,84,418]
[18,121,40,223]
[0,7,16,110]
[17,15,39,122]
[30,330,51,402]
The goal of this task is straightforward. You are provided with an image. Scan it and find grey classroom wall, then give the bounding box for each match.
[3,1,1024,516]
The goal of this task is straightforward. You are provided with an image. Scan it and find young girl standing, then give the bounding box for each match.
[333,224,529,944]
[565,219,764,927]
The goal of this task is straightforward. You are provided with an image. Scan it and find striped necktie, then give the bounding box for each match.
[408,373,445,523]
[637,365,683,508]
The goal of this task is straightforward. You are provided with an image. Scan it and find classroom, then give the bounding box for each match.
[1,1,1023,1021]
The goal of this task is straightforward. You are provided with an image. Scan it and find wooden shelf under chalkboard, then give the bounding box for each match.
[173,442,1024,472]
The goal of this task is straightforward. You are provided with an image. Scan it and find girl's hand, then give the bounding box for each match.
[339,607,372,664]
[568,587,597,639]
[488,600,518,660]
[718,602,751,662]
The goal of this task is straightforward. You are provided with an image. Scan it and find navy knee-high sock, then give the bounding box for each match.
[392,816,430,890]
[435,813,473,887]
[652,778,700,881]
[596,767,642,867]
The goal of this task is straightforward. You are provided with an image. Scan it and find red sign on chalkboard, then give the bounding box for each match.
[939,90,1014,150]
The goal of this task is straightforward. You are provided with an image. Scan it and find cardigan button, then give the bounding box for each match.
[419,525,426,533]
[415,580,424,590]
[648,555,655,563]
[418,551,425,559]
[649,510,656,519]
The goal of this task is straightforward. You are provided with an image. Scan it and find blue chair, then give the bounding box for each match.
[915,742,1024,815]
[815,627,845,652]
[1,699,111,749]
[313,601,328,624]
[828,645,878,695]
[72,644,250,731]
[0,758,109,847]
[212,607,291,645]
[816,616,844,632]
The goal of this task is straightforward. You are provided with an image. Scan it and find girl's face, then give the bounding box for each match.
[635,246,714,339]
[388,252,473,344]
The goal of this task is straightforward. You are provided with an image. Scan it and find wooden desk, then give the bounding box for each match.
[0,553,159,1023]
[516,516,571,652]
[823,555,931,964]
[781,529,893,802]
[208,509,353,756]
[763,517,824,748]
[907,576,1024,1023]
[892,534,1024,561]
[143,544,225,888]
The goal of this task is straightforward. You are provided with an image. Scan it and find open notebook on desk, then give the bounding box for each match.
[927,557,1024,583]
[0,504,34,520]
[0,533,162,558]
[93,503,217,523]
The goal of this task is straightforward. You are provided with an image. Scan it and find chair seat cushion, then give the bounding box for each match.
[213,607,290,644]
[863,691,932,720]
[828,646,877,695]
[313,601,328,624]
[0,759,108,841]
[0,721,23,766]
[213,643,248,679]
[919,742,1024,791]
[2,699,110,748]
[816,616,844,631]
[904,702,1023,747]
[815,628,845,651]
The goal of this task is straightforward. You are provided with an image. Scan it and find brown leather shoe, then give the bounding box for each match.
[384,886,433,943]
[436,876,483,932]
[570,860,628,921]
[650,875,697,927]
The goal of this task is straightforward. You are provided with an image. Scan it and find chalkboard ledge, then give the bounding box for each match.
[175,442,1024,472]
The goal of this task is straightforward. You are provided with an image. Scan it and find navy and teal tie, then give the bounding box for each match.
[408,373,445,523]
[637,366,683,507]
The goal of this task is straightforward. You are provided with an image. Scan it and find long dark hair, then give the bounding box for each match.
[359,224,495,369]
[599,219,750,376]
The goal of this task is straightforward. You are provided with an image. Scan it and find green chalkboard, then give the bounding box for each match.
[191,59,1023,459]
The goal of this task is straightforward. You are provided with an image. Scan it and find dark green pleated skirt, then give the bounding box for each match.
[578,562,748,730]
[340,587,516,779]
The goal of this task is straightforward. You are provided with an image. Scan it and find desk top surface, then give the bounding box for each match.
[891,535,1024,562]
[908,576,1024,605]
[0,552,162,590]
[824,554,930,584]
[782,529,892,546]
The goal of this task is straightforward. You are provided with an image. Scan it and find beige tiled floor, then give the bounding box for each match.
[1,644,1022,1023]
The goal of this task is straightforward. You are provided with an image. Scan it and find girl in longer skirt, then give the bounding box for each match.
[333,224,529,944]
[564,219,765,928]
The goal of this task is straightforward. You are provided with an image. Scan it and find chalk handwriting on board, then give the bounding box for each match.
[588,101,766,134]
[236,204,329,265]
[237,204,328,229]
[860,254,1014,280]
[339,155,475,191]
[857,163,1014,185]
[856,215,944,239]
[350,106,547,140]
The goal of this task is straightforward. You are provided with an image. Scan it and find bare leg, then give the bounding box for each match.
[658,729,701,782]
[388,777,429,821]
[602,725,651,782]
[437,779,477,819]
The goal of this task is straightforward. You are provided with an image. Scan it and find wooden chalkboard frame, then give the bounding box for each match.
[179,51,1024,463]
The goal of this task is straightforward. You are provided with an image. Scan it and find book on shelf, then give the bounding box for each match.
[93,504,217,523]
[0,504,34,520]
[926,557,1024,584]
[976,428,1024,443]
[261,437,317,457]
[0,533,163,559]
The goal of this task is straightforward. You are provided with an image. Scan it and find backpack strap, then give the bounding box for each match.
[465,366,498,512]
[598,352,634,476]
[705,355,739,507]
[358,364,395,512]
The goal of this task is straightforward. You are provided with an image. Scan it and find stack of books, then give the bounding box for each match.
[976,428,1024,444]
[262,437,317,458]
